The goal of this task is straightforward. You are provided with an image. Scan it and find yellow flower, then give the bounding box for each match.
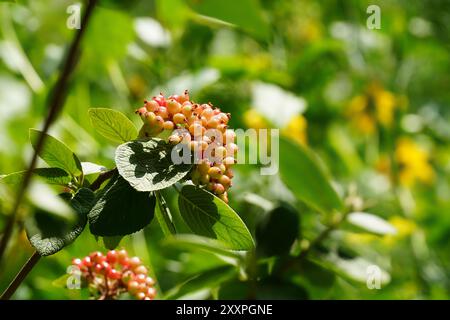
[347,83,400,133]
[243,109,268,130]
[282,115,307,145]
[395,137,434,186]
[388,216,416,237]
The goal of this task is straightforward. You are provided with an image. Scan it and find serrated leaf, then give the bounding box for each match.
[1,168,71,186]
[256,203,300,257]
[88,173,156,236]
[178,185,254,250]
[29,129,82,177]
[347,212,397,235]
[88,108,137,143]
[26,188,95,256]
[279,137,344,215]
[115,138,192,192]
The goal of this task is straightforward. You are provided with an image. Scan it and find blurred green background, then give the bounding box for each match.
[0,0,449,299]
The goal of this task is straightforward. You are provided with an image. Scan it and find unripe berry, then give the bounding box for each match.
[208,166,222,179]
[129,257,141,269]
[118,249,128,261]
[182,105,193,118]
[138,283,147,292]
[163,121,174,130]
[226,143,238,156]
[173,113,186,124]
[224,130,236,143]
[207,182,216,191]
[134,265,148,275]
[198,161,210,175]
[207,117,219,129]
[135,274,147,283]
[191,170,201,184]
[145,100,159,112]
[200,174,210,185]
[202,108,214,120]
[224,157,236,166]
[136,292,146,300]
[189,123,204,137]
[218,175,231,188]
[218,192,229,203]
[146,287,157,299]
[167,99,181,115]
[144,112,157,124]
[169,135,181,145]
[128,281,139,294]
[136,106,147,115]
[217,124,227,133]
[225,168,234,179]
[121,270,133,284]
[156,107,168,119]
[216,163,226,173]
[145,277,155,286]
[214,183,225,194]
[214,146,227,160]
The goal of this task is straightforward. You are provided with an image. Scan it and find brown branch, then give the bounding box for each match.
[89,169,117,192]
[0,251,41,300]
[0,0,98,263]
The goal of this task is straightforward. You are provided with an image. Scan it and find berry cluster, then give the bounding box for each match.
[135,91,237,203]
[72,249,156,300]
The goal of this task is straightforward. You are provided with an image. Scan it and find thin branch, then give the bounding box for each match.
[0,0,98,263]
[89,169,117,192]
[0,251,41,300]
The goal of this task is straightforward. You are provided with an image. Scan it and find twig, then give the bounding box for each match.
[0,0,98,263]
[89,169,117,192]
[279,211,350,274]
[0,251,41,300]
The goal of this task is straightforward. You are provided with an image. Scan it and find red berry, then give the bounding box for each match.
[107,269,122,280]
[106,250,118,264]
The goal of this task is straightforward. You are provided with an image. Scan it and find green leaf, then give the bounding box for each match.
[346,212,397,235]
[88,108,138,143]
[29,129,82,177]
[279,137,344,215]
[26,188,95,256]
[187,0,269,40]
[155,191,176,236]
[115,138,192,192]
[178,185,254,250]
[163,234,243,260]
[256,203,300,257]
[88,173,156,236]
[165,265,236,299]
[101,236,124,250]
[1,168,71,186]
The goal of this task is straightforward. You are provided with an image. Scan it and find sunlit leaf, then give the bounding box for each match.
[279,137,344,215]
[88,108,137,143]
[178,185,254,250]
[29,129,82,177]
[115,138,191,192]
